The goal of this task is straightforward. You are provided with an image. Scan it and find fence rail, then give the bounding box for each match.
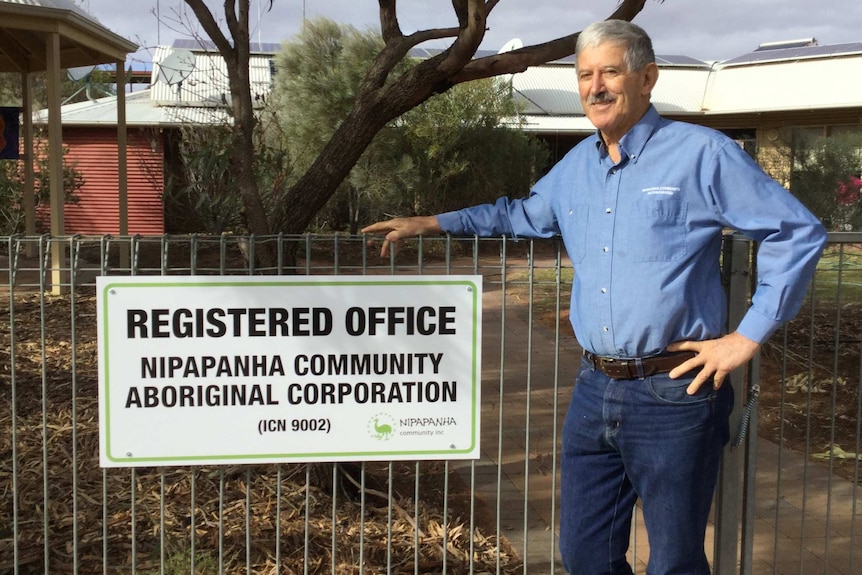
[1,233,860,574]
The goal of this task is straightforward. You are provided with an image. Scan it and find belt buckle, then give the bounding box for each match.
[601,357,642,379]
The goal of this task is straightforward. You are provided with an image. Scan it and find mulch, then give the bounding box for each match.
[0,292,522,575]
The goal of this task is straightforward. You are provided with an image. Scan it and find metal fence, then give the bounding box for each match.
[1,232,860,575]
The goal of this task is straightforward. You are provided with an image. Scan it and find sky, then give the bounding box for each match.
[78,0,862,70]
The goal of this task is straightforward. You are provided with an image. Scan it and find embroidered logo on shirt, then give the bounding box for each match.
[642,186,680,196]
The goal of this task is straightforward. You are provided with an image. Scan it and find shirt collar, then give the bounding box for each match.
[593,105,660,164]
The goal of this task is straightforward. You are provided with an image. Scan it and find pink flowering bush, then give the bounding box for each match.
[836,176,862,206]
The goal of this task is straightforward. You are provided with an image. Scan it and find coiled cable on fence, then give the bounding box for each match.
[732,383,760,449]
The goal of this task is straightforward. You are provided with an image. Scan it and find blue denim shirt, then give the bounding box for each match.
[437,106,826,358]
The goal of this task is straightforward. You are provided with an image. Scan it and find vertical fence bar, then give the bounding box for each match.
[38,236,50,575]
[275,464,282,575]
[160,470,166,574]
[131,466,137,575]
[414,461,420,575]
[331,463,338,575]
[496,238,507,574]
[191,468,197,575]
[550,238,563,574]
[797,270,819,575]
[129,238,138,575]
[713,234,749,574]
[246,467,252,574]
[740,350,760,575]
[70,236,81,575]
[304,465,311,575]
[853,334,862,575]
[219,468,225,575]
[823,243,846,570]
[358,463,366,575]
[99,236,109,575]
[8,237,21,575]
[522,240,535,572]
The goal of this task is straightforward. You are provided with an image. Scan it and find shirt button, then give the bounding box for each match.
[601,288,607,293]
[569,210,573,215]
[603,247,609,252]
[603,326,610,332]
[605,208,612,214]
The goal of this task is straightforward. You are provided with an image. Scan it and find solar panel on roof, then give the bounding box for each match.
[171,38,281,55]
[656,55,710,67]
[721,42,862,66]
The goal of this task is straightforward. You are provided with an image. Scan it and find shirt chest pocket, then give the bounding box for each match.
[622,198,688,262]
[563,204,589,263]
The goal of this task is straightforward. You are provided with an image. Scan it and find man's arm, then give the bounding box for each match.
[361,216,442,257]
[667,138,827,395]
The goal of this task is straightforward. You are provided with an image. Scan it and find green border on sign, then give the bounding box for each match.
[100,278,481,464]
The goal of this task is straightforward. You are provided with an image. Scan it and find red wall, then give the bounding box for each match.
[60,127,165,235]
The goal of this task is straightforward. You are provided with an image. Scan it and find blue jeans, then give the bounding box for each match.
[559,359,734,575]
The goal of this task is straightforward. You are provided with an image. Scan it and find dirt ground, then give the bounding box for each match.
[0,291,521,575]
[2,241,859,573]
[756,301,862,482]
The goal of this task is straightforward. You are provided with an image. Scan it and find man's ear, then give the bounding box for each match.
[641,62,659,95]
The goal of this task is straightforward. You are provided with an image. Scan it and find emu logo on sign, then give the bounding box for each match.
[368,414,394,441]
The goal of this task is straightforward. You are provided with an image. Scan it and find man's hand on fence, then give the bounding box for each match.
[361,216,442,257]
[666,332,760,395]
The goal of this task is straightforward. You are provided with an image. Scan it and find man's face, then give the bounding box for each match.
[576,42,658,144]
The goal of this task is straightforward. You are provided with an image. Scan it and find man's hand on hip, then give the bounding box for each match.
[666,332,760,395]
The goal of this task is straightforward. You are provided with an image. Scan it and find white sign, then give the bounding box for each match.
[96,275,482,467]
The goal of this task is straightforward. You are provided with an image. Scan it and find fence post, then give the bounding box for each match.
[713,234,755,575]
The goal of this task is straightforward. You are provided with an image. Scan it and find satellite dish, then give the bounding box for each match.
[63,65,107,103]
[497,38,524,87]
[497,38,523,54]
[156,49,196,86]
[67,65,96,82]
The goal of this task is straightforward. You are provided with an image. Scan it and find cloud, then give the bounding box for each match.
[84,0,859,66]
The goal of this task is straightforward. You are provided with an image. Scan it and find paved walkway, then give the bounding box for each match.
[454,270,862,575]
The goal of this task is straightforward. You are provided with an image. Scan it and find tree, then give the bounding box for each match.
[185,0,651,265]
[269,18,547,234]
[395,78,548,217]
[789,130,862,231]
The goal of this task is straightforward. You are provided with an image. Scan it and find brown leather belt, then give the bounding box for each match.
[583,350,698,380]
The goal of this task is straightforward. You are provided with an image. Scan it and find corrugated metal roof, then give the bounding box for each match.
[34,88,233,127]
[150,45,272,106]
[40,40,862,131]
[2,0,90,17]
[513,114,596,134]
[35,89,161,125]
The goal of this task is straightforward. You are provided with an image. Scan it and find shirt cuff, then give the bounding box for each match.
[735,307,783,344]
[436,211,464,235]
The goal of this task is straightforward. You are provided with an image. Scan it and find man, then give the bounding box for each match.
[362,20,826,575]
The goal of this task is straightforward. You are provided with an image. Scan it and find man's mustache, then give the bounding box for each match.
[587,92,616,105]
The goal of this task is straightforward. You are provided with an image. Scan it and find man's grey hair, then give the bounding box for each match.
[575,20,656,71]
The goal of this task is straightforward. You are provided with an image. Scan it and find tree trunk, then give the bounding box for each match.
[184,0,650,270]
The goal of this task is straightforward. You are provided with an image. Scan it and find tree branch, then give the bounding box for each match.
[184,0,234,58]
[452,0,468,29]
[451,0,649,84]
[439,0,486,74]
[378,0,401,42]
[484,0,502,15]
